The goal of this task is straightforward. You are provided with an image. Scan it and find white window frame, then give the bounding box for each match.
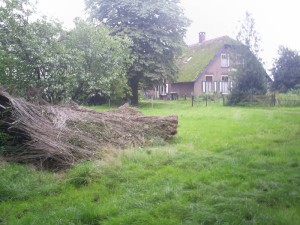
[203,75,214,93]
[221,53,229,67]
[220,75,229,93]
[205,75,213,81]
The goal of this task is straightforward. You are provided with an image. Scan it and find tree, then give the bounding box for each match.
[0,0,132,104]
[236,11,261,59]
[228,45,267,105]
[0,0,68,100]
[228,12,267,104]
[65,19,132,103]
[272,46,300,92]
[0,0,35,92]
[22,19,70,102]
[86,0,190,105]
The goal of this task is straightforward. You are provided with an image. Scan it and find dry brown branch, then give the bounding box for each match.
[0,90,178,169]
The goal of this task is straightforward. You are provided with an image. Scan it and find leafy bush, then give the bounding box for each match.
[276,92,300,107]
[287,84,300,95]
[272,47,300,92]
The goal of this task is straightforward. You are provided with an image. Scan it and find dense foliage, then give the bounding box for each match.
[0,0,131,104]
[229,12,267,105]
[86,0,190,105]
[65,19,132,103]
[228,45,267,105]
[272,46,300,92]
[0,0,38,93]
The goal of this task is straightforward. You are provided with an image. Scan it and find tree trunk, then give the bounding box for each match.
[129,76,140,106]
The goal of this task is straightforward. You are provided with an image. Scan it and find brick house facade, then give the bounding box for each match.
[169,33,235,97]
[147,33,269,99]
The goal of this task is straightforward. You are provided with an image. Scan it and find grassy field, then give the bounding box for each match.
[0,100,300,224]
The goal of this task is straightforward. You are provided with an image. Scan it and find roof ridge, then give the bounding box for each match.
[188,35,233,47]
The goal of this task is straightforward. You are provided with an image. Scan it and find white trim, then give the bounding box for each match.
[205,75,213,81]
[220,75,230,93]
[221,53,229,67]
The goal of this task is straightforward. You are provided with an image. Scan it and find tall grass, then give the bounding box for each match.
[0,100,299,224]
[0,164,62,202]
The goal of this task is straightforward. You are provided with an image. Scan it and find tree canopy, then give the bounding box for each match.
[236,11,261,60]
[0,0,131,104]
[65,19,132,103]
[272,46,300,92]
[0,0,37,92]
[86,0,190,105]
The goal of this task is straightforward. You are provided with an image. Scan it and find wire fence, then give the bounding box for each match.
[190,93,300,107]
[191,94,224,107]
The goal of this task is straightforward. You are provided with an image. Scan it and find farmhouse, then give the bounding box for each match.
[150,32,268,99]
[170,33,237,97]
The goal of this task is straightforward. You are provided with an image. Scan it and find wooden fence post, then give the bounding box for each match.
[151,97,154,108]
[272,92,276,106]
[192,96,194,107]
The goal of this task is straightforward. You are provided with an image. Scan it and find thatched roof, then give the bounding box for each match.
[176,36,238,82]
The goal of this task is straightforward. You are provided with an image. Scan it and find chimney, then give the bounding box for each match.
[199,32,206,44]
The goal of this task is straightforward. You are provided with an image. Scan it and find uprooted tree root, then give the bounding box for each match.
[0,90,178,169]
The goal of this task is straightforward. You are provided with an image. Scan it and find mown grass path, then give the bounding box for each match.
[1,100,299,224]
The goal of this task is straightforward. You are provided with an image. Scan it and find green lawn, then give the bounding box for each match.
[1,100,300,224]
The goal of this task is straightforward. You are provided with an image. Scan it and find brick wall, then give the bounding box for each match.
[170,82,194,97]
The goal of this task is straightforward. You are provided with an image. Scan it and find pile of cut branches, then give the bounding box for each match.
[0,90,177,169]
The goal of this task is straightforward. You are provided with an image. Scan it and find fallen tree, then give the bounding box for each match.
[0,90,178,169]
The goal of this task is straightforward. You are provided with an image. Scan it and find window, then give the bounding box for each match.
[221,75,228,82]
[203,75,215,93]
[220,75,229,93]
[221,54,229,67]
[205,75,213,82]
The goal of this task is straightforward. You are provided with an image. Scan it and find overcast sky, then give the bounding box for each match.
[35,0,300,72]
